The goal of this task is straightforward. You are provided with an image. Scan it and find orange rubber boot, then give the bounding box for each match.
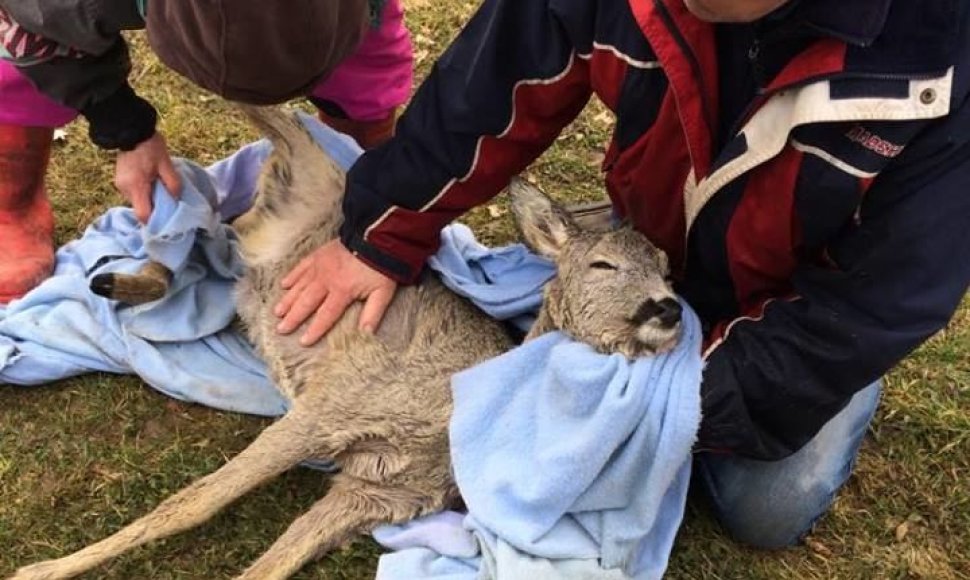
[317,109,397,150]
[0,124,55,304]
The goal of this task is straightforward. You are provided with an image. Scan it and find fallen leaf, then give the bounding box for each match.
[804,536,832,557]
[895,520,911,542]
[91,464,124,482]
[487,205,505,218]
[594,110,615,126]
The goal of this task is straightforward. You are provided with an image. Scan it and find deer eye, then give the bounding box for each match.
[590,260,618,270]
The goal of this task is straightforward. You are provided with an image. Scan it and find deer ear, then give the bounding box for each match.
[509,177,578,259]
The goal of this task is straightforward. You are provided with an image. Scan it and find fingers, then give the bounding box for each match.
[271,240,400,346]
[115,132,178,222]
[300,293,355,346]
[158,156,183,199]
[276,279,328,335]
[274,272,312,318]
[123,180,154,224]
[281,256,313,290]
[359,285,395,334]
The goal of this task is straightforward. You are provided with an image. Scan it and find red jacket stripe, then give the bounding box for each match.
[362,54,593,280]
[726,147,804,311]
[764,38,848,94]
[631,0,718,179]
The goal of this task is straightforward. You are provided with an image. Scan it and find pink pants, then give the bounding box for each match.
[0,0,412,128]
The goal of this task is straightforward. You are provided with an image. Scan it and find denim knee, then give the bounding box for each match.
[694,382,881,549]
[696,459,841,548]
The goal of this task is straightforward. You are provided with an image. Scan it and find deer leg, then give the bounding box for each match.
[235,478,435,580]
[89,260,172,305]
[11,411,323,580]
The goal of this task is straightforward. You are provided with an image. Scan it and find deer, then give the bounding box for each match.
[509,177,683,357]
[10,106,681,580]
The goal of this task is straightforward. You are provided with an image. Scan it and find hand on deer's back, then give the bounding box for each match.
[273,238,398,346]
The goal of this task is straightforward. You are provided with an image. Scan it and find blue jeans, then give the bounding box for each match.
[693,382,882,548]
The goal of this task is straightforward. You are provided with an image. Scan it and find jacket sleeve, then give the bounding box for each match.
[340,0,593,282]
[0,0,155,150]
[697,105,970,460]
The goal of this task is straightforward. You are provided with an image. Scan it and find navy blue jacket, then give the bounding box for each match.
[341,0,970,460]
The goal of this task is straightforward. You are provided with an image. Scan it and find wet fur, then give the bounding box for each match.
[509,177,680,359]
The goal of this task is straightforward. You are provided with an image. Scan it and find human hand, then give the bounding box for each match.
[274,239,398,346]
[114,132,182,223]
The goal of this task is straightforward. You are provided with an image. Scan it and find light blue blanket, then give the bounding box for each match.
[428,225,554,333]
[0,114,360,414]
[0,114,703,579]
[373,305,702,580]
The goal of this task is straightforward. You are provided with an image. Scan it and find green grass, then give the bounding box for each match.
[2,1,968,578]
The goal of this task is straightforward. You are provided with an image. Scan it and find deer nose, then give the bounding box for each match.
[632,297,682,328]
[656,298,682,327]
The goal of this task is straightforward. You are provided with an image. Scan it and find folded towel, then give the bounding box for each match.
[428,224,555,332]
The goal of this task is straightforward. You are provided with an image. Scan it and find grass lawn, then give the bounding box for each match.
[1,1,968,578]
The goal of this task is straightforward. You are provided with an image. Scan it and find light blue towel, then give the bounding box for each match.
[0,163,286,414]
[0,113,360,416]
[428,224,555,332]
[374,303,703,580]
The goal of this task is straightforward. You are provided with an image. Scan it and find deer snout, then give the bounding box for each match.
[632,297,682,329]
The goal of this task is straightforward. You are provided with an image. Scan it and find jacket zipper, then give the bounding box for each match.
[642,3,948,267]
[651,0,716,144]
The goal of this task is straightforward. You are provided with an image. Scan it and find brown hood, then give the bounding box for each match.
[146,0,369,105]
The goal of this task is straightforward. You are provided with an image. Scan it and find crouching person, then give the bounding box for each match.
[0,0,412,302]
[270,0,970,549]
